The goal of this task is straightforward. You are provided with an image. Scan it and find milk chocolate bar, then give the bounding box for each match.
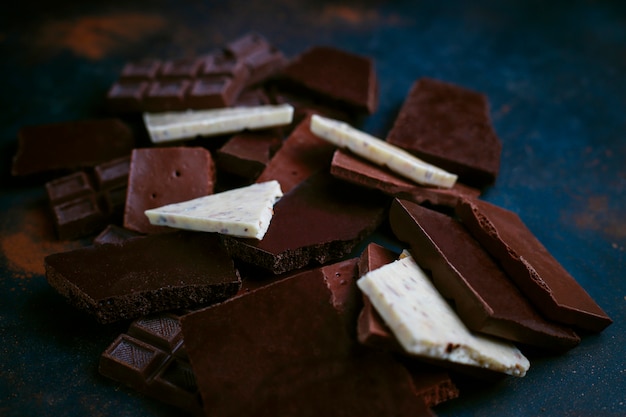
[456,197,613,332]
[45,156,130,240]
[331,149,480,208]
[386,78,502,188]
[123,147,216,234]
[222,171,387,274]
[12,118,134,176]
[45,231,241,323]
[181,258,436,417]
[99,311,202,415]
[215,131,282,181]
[276,45,378,116]
[390,199,580,351]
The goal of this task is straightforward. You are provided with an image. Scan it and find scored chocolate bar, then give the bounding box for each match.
[45,231,241,323]
[390,198,581,351]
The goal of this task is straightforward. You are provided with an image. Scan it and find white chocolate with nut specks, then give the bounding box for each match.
[357,251,530,377]
[144,180,283,240]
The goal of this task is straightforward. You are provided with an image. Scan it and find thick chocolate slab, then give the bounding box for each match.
[331,148,480,208]
[99,311,202,415]
[12,118,134,176]
[390,199,580,351]
[45,231,241,323]
[456,197,612,332]
[215,131,282,181]
[255,115,336,193]
[386,78,502,188]
[181,258,434,417]
[277,45,378,115]
[222,171,387,274]
[124,147,215,234]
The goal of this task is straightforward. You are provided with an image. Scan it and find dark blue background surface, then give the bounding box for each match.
[1,1,625,416]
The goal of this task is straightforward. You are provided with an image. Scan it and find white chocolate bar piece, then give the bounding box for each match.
[357,251,530,377]
[310,114,457,188]
[144,104,294,143]
[144,180,283,239]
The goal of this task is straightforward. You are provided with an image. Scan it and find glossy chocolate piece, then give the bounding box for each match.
[99,311,202,415]
[386,78,502,188]
[456,197,613,332]
[123,147,215,234]
[390,199,580,350]
[255,115,336,193]
[45,231,241,323]
[331,149,481,208]
[181,258,435,417]
[45,156,130,239]
[215,131,282,181]
[12,118,134,176]
[222,171,387,274]
[277,46,378,115]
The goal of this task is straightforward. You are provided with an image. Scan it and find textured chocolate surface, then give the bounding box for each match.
[277,45,378,115]
[331,148,481,208]
[124,147,215,234]
[45,231,241,323]
[455,197,613,332]
[390,199,581,350]
[222,171,388,274]
[11,118,134,176]
[181,258,435,417]
[386,78,502,188]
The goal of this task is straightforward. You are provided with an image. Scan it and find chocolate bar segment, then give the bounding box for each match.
[390,199,580,351]
[45,231,241,323]
[222,171,387,274]
[455,197,612,332]
[181,258,435,417]
[123,147,216,234]
[215,131,282,181]
[12,118,134,176]
[386,78,502,188]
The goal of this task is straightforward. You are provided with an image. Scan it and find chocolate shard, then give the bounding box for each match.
[455,197,613,332]
[181,258,435,417]
[215,131,282,182]
[386,78,502,188]
[331,148,481,208]
[123,147,216,234]
[277,45,378,115]
[389,198,580,351]
[45,231,241,323]
[12,118,134,177]
[222,171,388,275]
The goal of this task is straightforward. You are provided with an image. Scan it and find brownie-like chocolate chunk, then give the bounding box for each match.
[123,147,216,234]
[390,199,580,351]
[277,45,378,115]
[331,148,481,208]
[12,118,134,176]
[222,171,388,274]
[456,197,613,332]
[386,78,502,188]
[45,231,241,323]
[181,258,435,417]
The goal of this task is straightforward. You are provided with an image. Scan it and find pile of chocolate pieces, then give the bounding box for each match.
[11,32,612,417]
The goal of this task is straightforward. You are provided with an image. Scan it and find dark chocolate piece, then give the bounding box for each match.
[224,32,287,86]
[455,197,613,332]
[181,258,434,417]
[45,156,131,240]
[99,310,202,415]
[222,171,387,274]
[331,148,481,208]
[215,131,282,181]
[255,115,336,193]
[123,147,215,234]
[93,224,141,245]
[277,46,378,115]
[390,199,580,350]
[12,118,134,176]
[45,231,241,323]
[386,77,502,188]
